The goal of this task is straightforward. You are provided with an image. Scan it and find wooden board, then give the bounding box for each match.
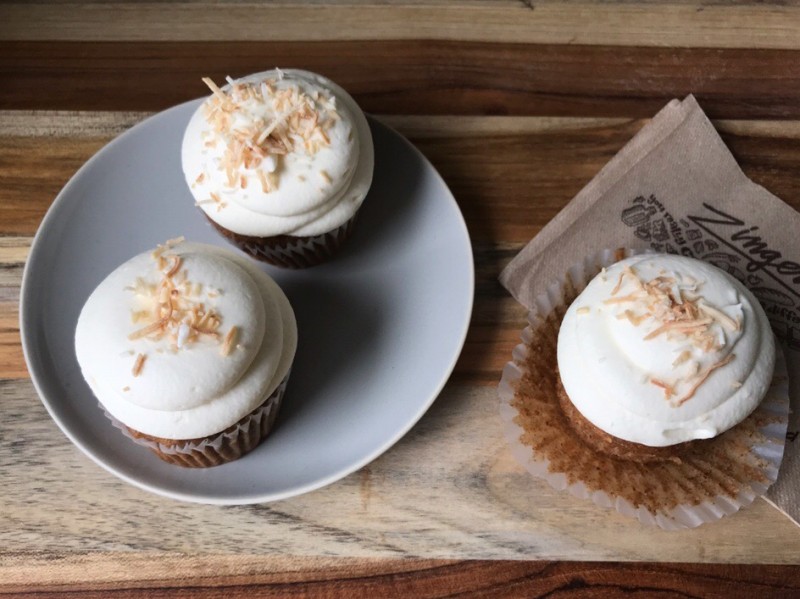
[2,114,800,580]
[4,1,800,592]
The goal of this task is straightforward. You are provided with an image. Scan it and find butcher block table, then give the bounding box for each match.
[3,2,800,596]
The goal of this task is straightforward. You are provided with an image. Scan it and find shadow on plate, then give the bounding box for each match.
[275,278,385,430]
[331,118,426,265]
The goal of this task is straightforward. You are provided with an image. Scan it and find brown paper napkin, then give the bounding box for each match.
[500,95,800,526]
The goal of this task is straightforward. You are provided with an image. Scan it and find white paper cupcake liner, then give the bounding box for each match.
[499,248,790,530]
[104,371,290,468]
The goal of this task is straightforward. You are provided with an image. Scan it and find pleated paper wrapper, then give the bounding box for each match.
[207,213,358,269]
[104,372,290,468]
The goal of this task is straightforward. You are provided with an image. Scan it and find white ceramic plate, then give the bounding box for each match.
[20,102,474,504]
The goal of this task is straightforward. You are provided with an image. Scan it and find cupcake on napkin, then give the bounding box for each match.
[182,69,374,268]
[559,253,775,458]
[75,238,297,467]
[499,250,789,529]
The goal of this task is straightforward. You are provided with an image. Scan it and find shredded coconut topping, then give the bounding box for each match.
[605,265,742,407]
[649,378,674,399]
[126,239,239,358]
[132,353,146,377]
[221,326,238,357]
[604,266,737,352]
[199,75,339,197]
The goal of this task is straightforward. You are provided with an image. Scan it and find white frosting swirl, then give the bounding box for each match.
[557,254,775,447]
[181,69,374,237]
[75,242,297,439]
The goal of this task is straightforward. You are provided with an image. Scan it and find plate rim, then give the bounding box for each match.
[19,102,474,504]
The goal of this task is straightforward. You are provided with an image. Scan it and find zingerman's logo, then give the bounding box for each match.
[688,203,800,301]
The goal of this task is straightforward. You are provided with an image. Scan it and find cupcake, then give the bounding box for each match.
[558,253,775,457]
[500,250,789,528]
[181,69,374,268]
[75,238,297,467]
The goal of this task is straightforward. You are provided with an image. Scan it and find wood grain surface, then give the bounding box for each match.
[3,1,800,49]
[4,1,800,594]
[4,41,800,118]
[2,114,800,595]
[3,556,800,598]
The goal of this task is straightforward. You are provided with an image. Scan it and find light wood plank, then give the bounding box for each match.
[0,554,456,590]
[0,110,151,138]
[8,111,800,141]
[0,236,26,379]
[0,112,636,139]
[2,2,800,49]
[1,380,799,564]
[0,303,24,379]
[0,236,30,264]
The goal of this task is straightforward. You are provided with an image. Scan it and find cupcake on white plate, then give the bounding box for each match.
[182,68,374,268]
[75,238,297,467]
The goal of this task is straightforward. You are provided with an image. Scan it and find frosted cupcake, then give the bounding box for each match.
[75,238,297,467]
[557,254,775,460]
[500,251,789,528]
[182,69,374,268]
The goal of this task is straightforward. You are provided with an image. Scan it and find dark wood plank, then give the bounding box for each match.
[4,560,800,598]
[4,41,800,118]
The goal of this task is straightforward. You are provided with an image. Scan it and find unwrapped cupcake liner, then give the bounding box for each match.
[104,371,290,468]
[498,248,790,530]
[206,213,358,269]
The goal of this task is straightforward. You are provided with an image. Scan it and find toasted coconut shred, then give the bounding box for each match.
[606,265,742,407]
[221,326,238,357]
[132,353,147,377]
[125,238,241,376]
[197,75,339,202]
